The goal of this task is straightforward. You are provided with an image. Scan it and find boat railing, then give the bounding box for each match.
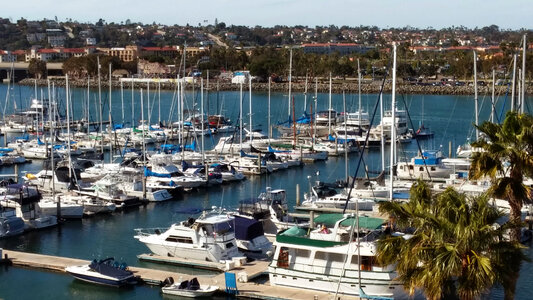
[133,227,170,237]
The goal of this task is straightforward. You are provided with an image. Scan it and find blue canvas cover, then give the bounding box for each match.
[234,215,264,241]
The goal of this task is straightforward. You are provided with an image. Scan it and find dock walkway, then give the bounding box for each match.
[3,249,358,299]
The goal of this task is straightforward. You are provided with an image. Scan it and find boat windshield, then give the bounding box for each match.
[214,221,234,235]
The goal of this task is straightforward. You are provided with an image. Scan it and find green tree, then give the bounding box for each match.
[28,58,47,79]
[377,180,525,300]
[469,111,533,299]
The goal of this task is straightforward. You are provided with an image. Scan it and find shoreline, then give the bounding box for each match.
[15,78,529,96]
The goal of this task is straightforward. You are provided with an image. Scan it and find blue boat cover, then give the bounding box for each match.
[144,167,171,178]
[234,215,264,241]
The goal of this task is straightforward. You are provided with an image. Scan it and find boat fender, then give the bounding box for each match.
[163,276,175,287]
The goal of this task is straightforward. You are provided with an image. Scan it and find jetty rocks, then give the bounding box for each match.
[19,78,528,96]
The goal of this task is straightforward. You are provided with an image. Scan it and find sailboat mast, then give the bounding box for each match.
[380,92,385,171]
[141,88,146,200]
[358,59,362,128]
[147,81,150,127]
[131,78,134,129]
[511,53,517,111]
[491,69,496,123]
[473,51,479,140]
[47,79,58,216]
[389,43,397,201]
[314,77,318,146]
[109,63,113,163]
[121,79,124,123]
[97,56,103,153]
[521,34,527,114]
[328,73,333,136]
[87,76,90,135]
[268,77,271,144]
[66,75,72,186]
[201,78,205,164]
[239,82,243,149]
[249,76,253,142]
[288,48,292,118]
[343,91,348,181]
[303,73,308,111]
[158,81,161,125]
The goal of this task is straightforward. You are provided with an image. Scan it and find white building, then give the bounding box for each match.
[0,50,17,62]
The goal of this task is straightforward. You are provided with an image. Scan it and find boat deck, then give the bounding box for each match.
[2,249,359,299]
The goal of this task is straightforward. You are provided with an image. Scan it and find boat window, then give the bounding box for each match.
[419,167,424,172]
[431,167,436,171]
[351,255,374,271]
[315,251,328,261]
[214,221,234,235]
[165,235,193,244]
[277,247,289,268]
[294,249,310,259]
[226,242,234,249]
[399,166,403,170]
[329,252,346,263]
[409,165,414,170]
[361,256,374,271]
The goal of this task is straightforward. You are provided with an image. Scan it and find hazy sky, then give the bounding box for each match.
[3,0,532,29]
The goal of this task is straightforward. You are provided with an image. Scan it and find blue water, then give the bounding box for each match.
[0,83,530,299]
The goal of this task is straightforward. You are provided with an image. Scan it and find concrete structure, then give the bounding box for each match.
[2,249,346,300]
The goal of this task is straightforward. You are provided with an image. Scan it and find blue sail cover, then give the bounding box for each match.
[277,112,311,126]
[113,124,124,130]
[234,215,265,241]
[144,167,171,178]
[240,150,258,158]
[328,135,356,144]
[267,146,290,153]
[184,140,197,151]
[37,137,45,145]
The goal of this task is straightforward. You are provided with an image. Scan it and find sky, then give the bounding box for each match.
[2,0,533,30]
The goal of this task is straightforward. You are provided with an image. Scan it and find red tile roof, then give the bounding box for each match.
[38,49,59,54]
[142,46,178,51]
[62,48,86,53]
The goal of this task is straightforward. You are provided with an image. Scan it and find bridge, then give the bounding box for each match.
[0,62,64,81]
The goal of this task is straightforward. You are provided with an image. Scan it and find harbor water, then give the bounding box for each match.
[0,83,531,299]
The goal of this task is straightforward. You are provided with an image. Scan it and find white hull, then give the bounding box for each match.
[38,202,84,219]
[269,269,405,298]
[162,285,219,297]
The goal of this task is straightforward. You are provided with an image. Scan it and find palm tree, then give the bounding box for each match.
[377,180,524,300]
[469,111,533,299]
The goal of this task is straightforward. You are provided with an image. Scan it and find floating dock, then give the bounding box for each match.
[2,249,359,299]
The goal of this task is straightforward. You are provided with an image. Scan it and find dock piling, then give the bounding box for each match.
[296,184,300,206]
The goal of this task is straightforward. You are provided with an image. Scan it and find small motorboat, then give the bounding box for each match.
[161,277,219,298]
[65,257,137,287]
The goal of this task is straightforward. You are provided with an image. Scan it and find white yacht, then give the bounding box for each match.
[0,184,57,230]
[213,129,272,154]
[134,210,240,262]
[269,214,407,298]
[38,195,84,219]
[302,182,375,211]
[396,150,455,181]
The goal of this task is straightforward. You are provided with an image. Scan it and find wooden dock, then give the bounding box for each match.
[2,249,359,299]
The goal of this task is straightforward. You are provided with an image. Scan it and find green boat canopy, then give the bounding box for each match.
[313,214,384,230]
[282,226,308,237]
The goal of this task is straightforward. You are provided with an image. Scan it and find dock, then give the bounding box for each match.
[2,249,360,299]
